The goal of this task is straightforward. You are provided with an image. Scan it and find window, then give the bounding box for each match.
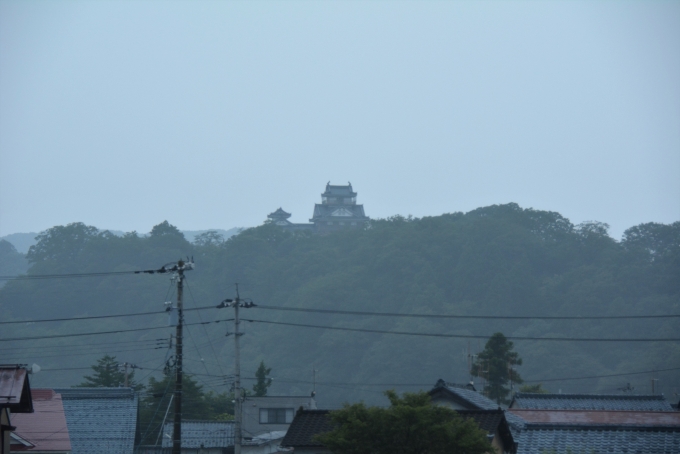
[259,408,294,424]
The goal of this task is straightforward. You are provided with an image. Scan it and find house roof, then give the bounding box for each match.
[54,387,137,454]
[429,380,527,433]
[510,392,675,411]
[515,424,680,454]
[10,389,71,452]
[509,409,680,426]
[430,380,499,410]
[243,430,287,446]
[0,365,33,413]
[162,420,235,448]
[457,410,516,453]
[280,410,333,447]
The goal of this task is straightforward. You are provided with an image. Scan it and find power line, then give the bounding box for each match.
[242,318,680,342]
[523,366,680,383]
[0,270,144,281]
[4,338,162,352]
[0,262,192,281]
[254,304,680,320]
[0,318,233,343]
[185,366,680,387]
[0,305,217,325]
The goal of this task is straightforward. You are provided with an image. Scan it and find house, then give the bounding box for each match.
[279,410,332,454]
[509,392,676,411]
[159,420,234,454]
[53,387,137,454]
[428,379,526,435]
[1,365,33,454]
[514,424,680,453]
[508,394,680,453]
[241,395,317,440]
[10,389,71,454]
[266,182,370,233]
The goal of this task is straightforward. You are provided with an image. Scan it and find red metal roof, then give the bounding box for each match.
[11,389,71,452]
[509,409,680,426]
[0,365,33,413]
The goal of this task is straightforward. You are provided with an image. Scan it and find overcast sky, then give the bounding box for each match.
[1,1,678,240]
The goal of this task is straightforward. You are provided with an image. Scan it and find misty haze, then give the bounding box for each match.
[1,2,678,454]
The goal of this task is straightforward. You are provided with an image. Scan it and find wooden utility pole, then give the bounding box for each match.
[234,285,242,454]
[171,259,193,454]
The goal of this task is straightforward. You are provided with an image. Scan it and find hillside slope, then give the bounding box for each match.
[1,204,677,407]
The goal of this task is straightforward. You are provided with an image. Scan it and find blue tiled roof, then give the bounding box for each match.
[512,393,674,411]
[161,420,234,448]
[516,424,680,454]
[55,387,137,454]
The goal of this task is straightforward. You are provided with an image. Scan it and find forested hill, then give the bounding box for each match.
[1,204,678,407]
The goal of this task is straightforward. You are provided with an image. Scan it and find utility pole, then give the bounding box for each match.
[234,285,242,454]
[118,362,139,388]
[170,259,194,454]
[217,285,256,454]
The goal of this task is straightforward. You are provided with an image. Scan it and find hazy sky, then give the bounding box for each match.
[1,1,678,239]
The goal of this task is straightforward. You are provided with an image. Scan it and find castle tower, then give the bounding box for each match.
[267,208,293,226]
[310,182,369,232]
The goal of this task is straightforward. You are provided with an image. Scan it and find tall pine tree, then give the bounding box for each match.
[471,332,523,404]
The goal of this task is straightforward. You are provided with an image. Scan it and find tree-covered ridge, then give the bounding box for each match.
[1,204,678,406]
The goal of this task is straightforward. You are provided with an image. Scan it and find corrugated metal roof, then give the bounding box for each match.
[11,389,71,452]
[0,365,33,413]
[509,409,680,426]
[161,420,234,448]
[511,393,675,411]
[54,387,137,454]
[516,424,680,454]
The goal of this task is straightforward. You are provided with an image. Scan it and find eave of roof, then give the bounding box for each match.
[0,366,33,413]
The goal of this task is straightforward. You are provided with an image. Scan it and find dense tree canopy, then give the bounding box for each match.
[316,390,491,454]
[1,204,678,406]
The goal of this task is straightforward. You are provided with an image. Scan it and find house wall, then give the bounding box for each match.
[242,396,314,439]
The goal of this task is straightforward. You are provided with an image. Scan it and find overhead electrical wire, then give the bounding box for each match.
[185,278,226,377]
[187,365,680,387]
[242,318,680,342]
[0,305,217,325]
[0,318,233,343]
[0,262,190,281]
[254,304,680,320]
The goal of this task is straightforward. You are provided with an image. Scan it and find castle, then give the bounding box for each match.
[267,182,369,233]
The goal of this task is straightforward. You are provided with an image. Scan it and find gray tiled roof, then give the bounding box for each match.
[512,393,675,411]
[442,384,499,410]
[430,381,527,434]
[55,387,137,454]
[516,424,680,454]
[324,184,356,196]
[281,410,333,447]
[162,420,234,448]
